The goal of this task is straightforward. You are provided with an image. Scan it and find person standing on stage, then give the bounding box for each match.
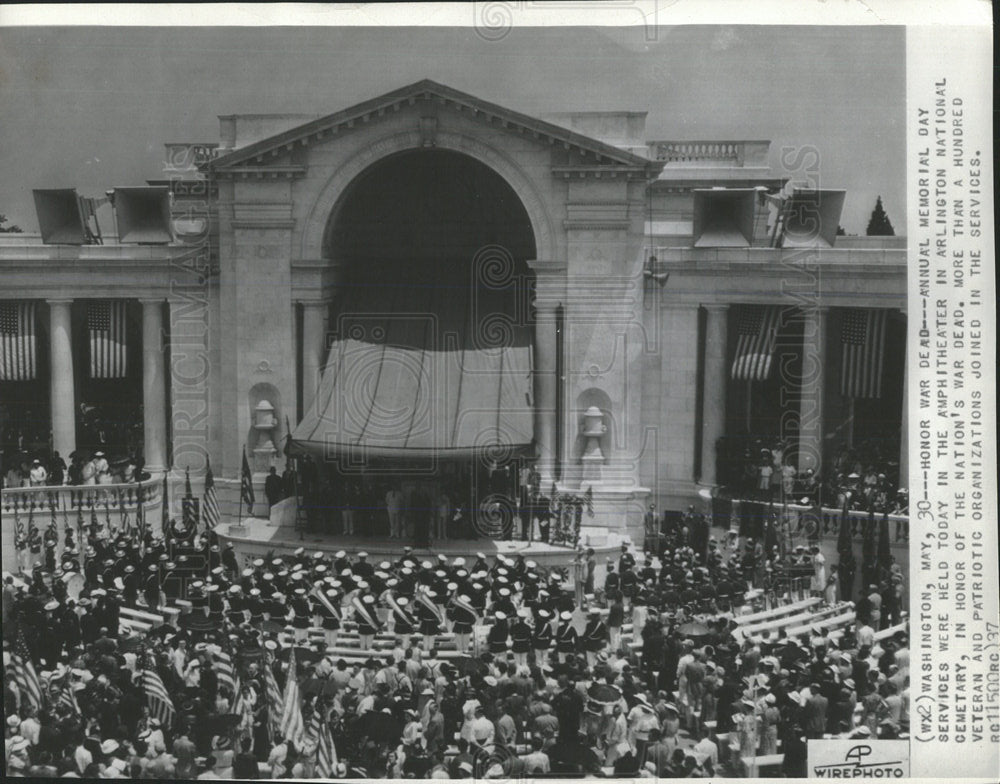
[264,467,283,511]
[386,485,404,539]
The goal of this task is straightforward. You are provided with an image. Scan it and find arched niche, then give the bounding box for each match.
[573,387,614,464]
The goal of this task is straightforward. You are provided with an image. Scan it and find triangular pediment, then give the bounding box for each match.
[210,79,661,174]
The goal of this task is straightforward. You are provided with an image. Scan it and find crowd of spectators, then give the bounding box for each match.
[4,505,909,779]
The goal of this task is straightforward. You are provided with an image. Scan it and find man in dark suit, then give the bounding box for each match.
[801,683,829,739]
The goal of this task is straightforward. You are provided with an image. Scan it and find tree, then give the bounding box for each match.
[836,225,846,236]
[865,196,895,236]
[0,214,24,233]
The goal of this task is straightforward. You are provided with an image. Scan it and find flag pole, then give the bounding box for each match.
[237,445,245,527]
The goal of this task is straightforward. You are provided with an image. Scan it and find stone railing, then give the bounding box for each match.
[1,477,162,515]
[647,140,771,167]
[1,477,165,571]
[729,499,908,541]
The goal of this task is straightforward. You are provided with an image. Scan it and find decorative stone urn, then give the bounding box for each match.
[253,399,278,465]
[581,405,607,484]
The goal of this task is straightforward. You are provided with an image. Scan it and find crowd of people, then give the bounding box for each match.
[721,438,907,519]
[3,500,910,780]
[2,449,149,491]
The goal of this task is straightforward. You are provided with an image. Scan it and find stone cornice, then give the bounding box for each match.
[210,79,663,174]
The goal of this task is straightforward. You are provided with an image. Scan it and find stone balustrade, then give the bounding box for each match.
[647,140,770,167]
[1,477,165,572]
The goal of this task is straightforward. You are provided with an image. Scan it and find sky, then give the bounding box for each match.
[0,25,905,235]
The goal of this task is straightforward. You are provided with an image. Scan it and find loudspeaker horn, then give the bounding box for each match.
[776,188,846,248]
[692,188,757,248]
[112,186,173,244]
[32,189,91,245]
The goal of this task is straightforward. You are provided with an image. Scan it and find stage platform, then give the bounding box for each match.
[214,514,627,570]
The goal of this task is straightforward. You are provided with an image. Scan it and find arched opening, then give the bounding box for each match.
[293,149,538,542]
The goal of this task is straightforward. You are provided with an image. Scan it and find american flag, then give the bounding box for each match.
[0,302,36,381]
[304,707,338,777]
[240,447,255,515]
[841,308,888,398]
[52,674,81,716]
[213,647,237,695]
[731,305,782,381]
[264,654,284,740]
[203,459,221,531]
[87,300,128,379]
[314,710,338,776]
[279,648,305,747]
[142,665,176,728]
[12,629,43,711]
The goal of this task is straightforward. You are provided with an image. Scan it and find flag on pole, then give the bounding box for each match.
[840,308,888,398]
[182,467,200,530]
[203,459,221,531]
[264,654,283,740]
[11,629,43,711]
[161,472,170,537]
[279,648,305,747]
[0,301,37,381]
[55,677,82,716]
[303,707,338,776]
[87,300,128,379]
[314,711,338,777]
[142,666,176,728]
[241,447,255,515]
[731,305,782,381]
[212,647,236,695]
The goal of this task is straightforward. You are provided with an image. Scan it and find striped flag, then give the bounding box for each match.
[87,300,128,379]
[279,647,305,746]
[731,305,782,381]
[11,630,43,711]
[316,715,338,776]
[240,447,255,515]
[142,666,176,728]
[160,472,170,537]
[264,654,284,740]
[53,675,81,716]
[840,308,888,398]
[0,301,37,381]
[303,707,338,776]
[203,459,221,531]
[213,648,237,695]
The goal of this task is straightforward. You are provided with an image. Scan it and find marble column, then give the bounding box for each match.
[701,304,729,485]
[47,299,76,460]
[301,301,329,416]
[533,295,559,486]
[141,299,168,474]
[797,306,829,474]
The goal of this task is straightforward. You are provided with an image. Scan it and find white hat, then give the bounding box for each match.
[335,551,346,559]
[358,552,368,558]
[100,739,120,755]
[494,611,507,620]
[560,611,572,621]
